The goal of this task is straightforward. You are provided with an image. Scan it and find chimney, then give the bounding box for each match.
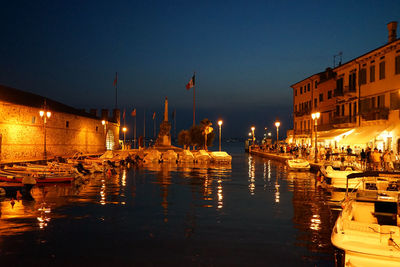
[89,109,97,117]
[387,21,398,43]
[101,109,109,120]
[113,109,121,125]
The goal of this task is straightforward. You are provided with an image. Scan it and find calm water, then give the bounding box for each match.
[0,143,339,266]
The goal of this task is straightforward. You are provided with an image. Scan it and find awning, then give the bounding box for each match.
[317,128,353,140]
[339,124,388,145]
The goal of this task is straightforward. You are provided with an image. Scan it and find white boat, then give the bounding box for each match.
[161,150,178,162]
[331,190,400,266]
[286,158,310,171]
[143,149,161,163]
[319,165,362,190]
[209,151,232,164]
[193,150,211,164]
[177,150,194,163]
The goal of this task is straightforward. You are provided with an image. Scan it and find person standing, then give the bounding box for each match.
[360,149,367,170]
[372,148,381,171]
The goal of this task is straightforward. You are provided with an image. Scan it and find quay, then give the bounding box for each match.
[248,148,323,172]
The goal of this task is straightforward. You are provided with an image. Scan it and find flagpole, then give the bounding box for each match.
[115,72,118,109]
[134,115,136,149]
[173,109,176,140]
[193,72,196,127]
[143,109,146,148]
[153,113,156,139]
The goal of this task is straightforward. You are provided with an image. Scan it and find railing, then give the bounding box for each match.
[361,107,389,121]
[332,116,357,124]
[294,109,311,117]
[334,86,357,97]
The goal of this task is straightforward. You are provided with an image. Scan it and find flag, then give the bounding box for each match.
[113,72,118,87]
[131,108,136,117]
[152,112,156,120]
[123,109,126,120]
[186,74,195,90]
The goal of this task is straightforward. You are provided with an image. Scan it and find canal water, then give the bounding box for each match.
[0,143,339,266]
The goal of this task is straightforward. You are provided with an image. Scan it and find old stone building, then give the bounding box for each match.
[290,21,400,153]
[0,85,120,162]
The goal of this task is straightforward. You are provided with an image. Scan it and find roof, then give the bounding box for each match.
[0,84,98,119]
[290,37,400,88]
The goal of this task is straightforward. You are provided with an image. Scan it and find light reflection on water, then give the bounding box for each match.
[0,147,337,266]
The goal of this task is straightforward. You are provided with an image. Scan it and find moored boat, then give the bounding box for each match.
[331,190,400,266]
[286,158,310,171]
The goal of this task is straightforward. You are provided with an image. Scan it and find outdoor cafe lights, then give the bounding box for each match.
[311,112,320,163]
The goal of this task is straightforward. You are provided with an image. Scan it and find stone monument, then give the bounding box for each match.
[155,97,171,146]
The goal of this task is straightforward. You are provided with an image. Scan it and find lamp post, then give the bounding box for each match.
[218,120,223,151]
[275,121,280,153]
[102,120,108,150]
[39,109,51,161]
[251,126,255,145]
[122,127,127,150]
[311,112,320,163]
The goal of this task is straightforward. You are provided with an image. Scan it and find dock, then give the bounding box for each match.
[248,149,323,172]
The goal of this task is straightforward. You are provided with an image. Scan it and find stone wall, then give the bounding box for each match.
[0,101,119,162]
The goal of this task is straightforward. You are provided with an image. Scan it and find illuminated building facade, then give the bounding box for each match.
[290,21,400,152]
[0,85,120,162]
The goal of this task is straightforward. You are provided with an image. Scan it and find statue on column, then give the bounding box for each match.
[155,97,171,147]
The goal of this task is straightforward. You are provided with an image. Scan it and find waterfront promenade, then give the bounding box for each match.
[248,148,323,172]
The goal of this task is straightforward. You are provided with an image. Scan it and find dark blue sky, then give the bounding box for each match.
[1,0,399,139]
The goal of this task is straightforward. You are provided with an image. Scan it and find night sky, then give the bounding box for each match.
[1,0,399,139]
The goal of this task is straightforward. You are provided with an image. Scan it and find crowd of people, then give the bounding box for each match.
[253,143,400,171]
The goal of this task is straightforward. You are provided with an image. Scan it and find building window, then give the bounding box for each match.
[370,65,375,82]
[390,92,400,110]
[300,87,303,94]
[336,105,340,116]
[349,72,356,91]
[314,98,317,108]
[66,121,69,128]
[379,61,385,80]
[336,77,344,94]
[295,89,297,96]
[307,83,310,91]
[328,90,332,99]
[371,97,376,108]
[32,116,36,124]
[341,104,345,116]
[319,93,323,102]
[377,94,385,108]
[395,56,400,75]
[353,102,357,116]
[96,126,99,132]
[359,68,367,85]
[315,81,318,88]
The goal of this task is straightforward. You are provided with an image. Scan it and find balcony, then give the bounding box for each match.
[294,109,311,117]
[361,107,389,121]
[294,130,311,136]
[334,86,357,98]
[332,115,357,125]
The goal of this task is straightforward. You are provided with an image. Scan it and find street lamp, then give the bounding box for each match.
[122,127,127,150]
[102,120,108,150]
[39,109,51,161]
[311,112,320,163]
[218,120,223,151]
[275,121,280,152]
[251,126,255,145]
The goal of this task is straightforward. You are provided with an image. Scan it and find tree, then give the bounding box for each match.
[178,130,191,149]
[179,118,215,150]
